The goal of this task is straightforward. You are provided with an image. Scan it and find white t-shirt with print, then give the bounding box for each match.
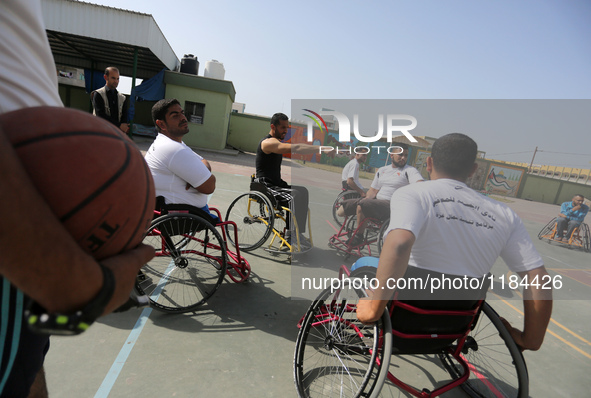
[385,178,544,277]
[145,133,212,208]
[371,164,423,201]
[341,158,363,190]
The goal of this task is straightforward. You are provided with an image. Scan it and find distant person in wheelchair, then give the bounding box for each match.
[337,142,423,245]
[144,98,218,224]
[254,112,320,247]
[356,133,553,352]
[555,194,588,242]
[341,151,368,197]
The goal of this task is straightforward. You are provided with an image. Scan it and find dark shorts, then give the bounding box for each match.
[0,280,50,398]
[341,198,390,220]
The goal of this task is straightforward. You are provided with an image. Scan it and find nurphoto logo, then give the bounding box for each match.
[303,109,418,155]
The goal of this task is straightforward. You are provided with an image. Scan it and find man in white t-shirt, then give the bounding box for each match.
[145,99,217,222]
[357,133,552,352]
[338,143,423,245]
[341,152,368,197]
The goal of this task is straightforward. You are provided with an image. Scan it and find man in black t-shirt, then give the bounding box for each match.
[255,113,319,246]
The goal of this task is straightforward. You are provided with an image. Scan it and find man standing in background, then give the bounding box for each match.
[92,66,129,133]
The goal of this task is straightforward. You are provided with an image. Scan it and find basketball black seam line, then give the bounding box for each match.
[60,137,131,223]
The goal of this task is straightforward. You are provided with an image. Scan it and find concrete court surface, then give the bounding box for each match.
[44,140,591,397]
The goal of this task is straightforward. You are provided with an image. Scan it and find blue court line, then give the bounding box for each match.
[94,261,175,398]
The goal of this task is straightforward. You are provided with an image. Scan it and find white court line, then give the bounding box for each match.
[94,261,175,398]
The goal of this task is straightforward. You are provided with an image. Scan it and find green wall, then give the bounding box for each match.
[58,84,92,112]
[227,113,271,152]
[518,174,591,204]
[164,71,235,151]
[519,175,563,203]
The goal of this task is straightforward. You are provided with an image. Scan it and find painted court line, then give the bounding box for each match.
[94,261,175,397]
[492,293,591,360]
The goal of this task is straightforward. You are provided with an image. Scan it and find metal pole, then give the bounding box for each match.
[129,47,138,140]
[528,146,538,172]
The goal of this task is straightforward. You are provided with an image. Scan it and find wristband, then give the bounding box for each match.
[25,262,116,335]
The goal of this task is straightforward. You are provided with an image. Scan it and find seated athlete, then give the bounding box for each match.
[357,133,552,352]
[144,98,218,223]
[337,143,423,245]
[555,194,589,242]
[255,112,319,246]
[341,152,368,197]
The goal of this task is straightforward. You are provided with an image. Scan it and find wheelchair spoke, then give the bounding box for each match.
[138,214,227,312]
[294,282,390,398]
[440,302,528,397]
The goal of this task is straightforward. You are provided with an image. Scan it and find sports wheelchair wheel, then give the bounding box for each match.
[537,218,556,240]
[582,223,591,252]
[294,268,392,398]
[439,302,529,397]
[226,191,274,251]
[137,213,227,313]
[376,218,389,255]
[333,190,361,227]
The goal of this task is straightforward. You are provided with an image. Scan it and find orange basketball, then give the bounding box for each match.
[1,107,155,260]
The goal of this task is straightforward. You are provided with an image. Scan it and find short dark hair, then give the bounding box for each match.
[390,142,409,151]
[574,194,585,200]
[271,112,288,127]
[152,98,181,132]
[104,66,119,76]
[431,133,478,180]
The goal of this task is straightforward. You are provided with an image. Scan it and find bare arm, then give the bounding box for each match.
[365,187,379,200]
[261,138,319,155]
[347,177,366,197]
[501,266,553,351]
[356,229,415,323]
[0,126,154,315]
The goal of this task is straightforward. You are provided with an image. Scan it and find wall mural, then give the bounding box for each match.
[465,159,489,191]
[484,164,524,197]
[414,149,431,180]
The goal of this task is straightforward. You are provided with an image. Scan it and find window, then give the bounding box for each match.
[185,101,205,124]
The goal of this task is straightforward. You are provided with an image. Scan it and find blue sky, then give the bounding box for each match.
[90,0,590,168]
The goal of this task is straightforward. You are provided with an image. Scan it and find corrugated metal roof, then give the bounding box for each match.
[41,0,179,79]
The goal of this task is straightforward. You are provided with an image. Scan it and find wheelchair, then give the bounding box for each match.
[332,188,362,227]
[225,176,313,255]
[136,197,251,313]
[328,213,389,258]
[294,260,528,398]
[538,217,590,252]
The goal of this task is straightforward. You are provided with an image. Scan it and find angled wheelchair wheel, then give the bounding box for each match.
[333,190,361,227]
[538,217,556,241]
[376,218,389,255]
[440,302,528,397]
[294,269,392,398]
[226,191,274,251]
[580,223,590,252]
[137,213,227,313]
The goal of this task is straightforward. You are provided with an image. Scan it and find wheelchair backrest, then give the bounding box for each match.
[389,266,488,354]
[249,182,278,208]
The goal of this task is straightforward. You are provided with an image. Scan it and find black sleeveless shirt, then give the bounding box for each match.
[256,134,286,187]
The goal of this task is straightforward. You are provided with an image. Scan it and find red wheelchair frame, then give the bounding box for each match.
[328,214,387,258]
[136,202,251,313]
[294,264,528,398]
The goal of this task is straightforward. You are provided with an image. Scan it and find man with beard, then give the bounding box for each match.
[145,99,217,222]
[255,112,319,247]
[555,194,588,242]
[338,142,423,246]
[92,66,129,133]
